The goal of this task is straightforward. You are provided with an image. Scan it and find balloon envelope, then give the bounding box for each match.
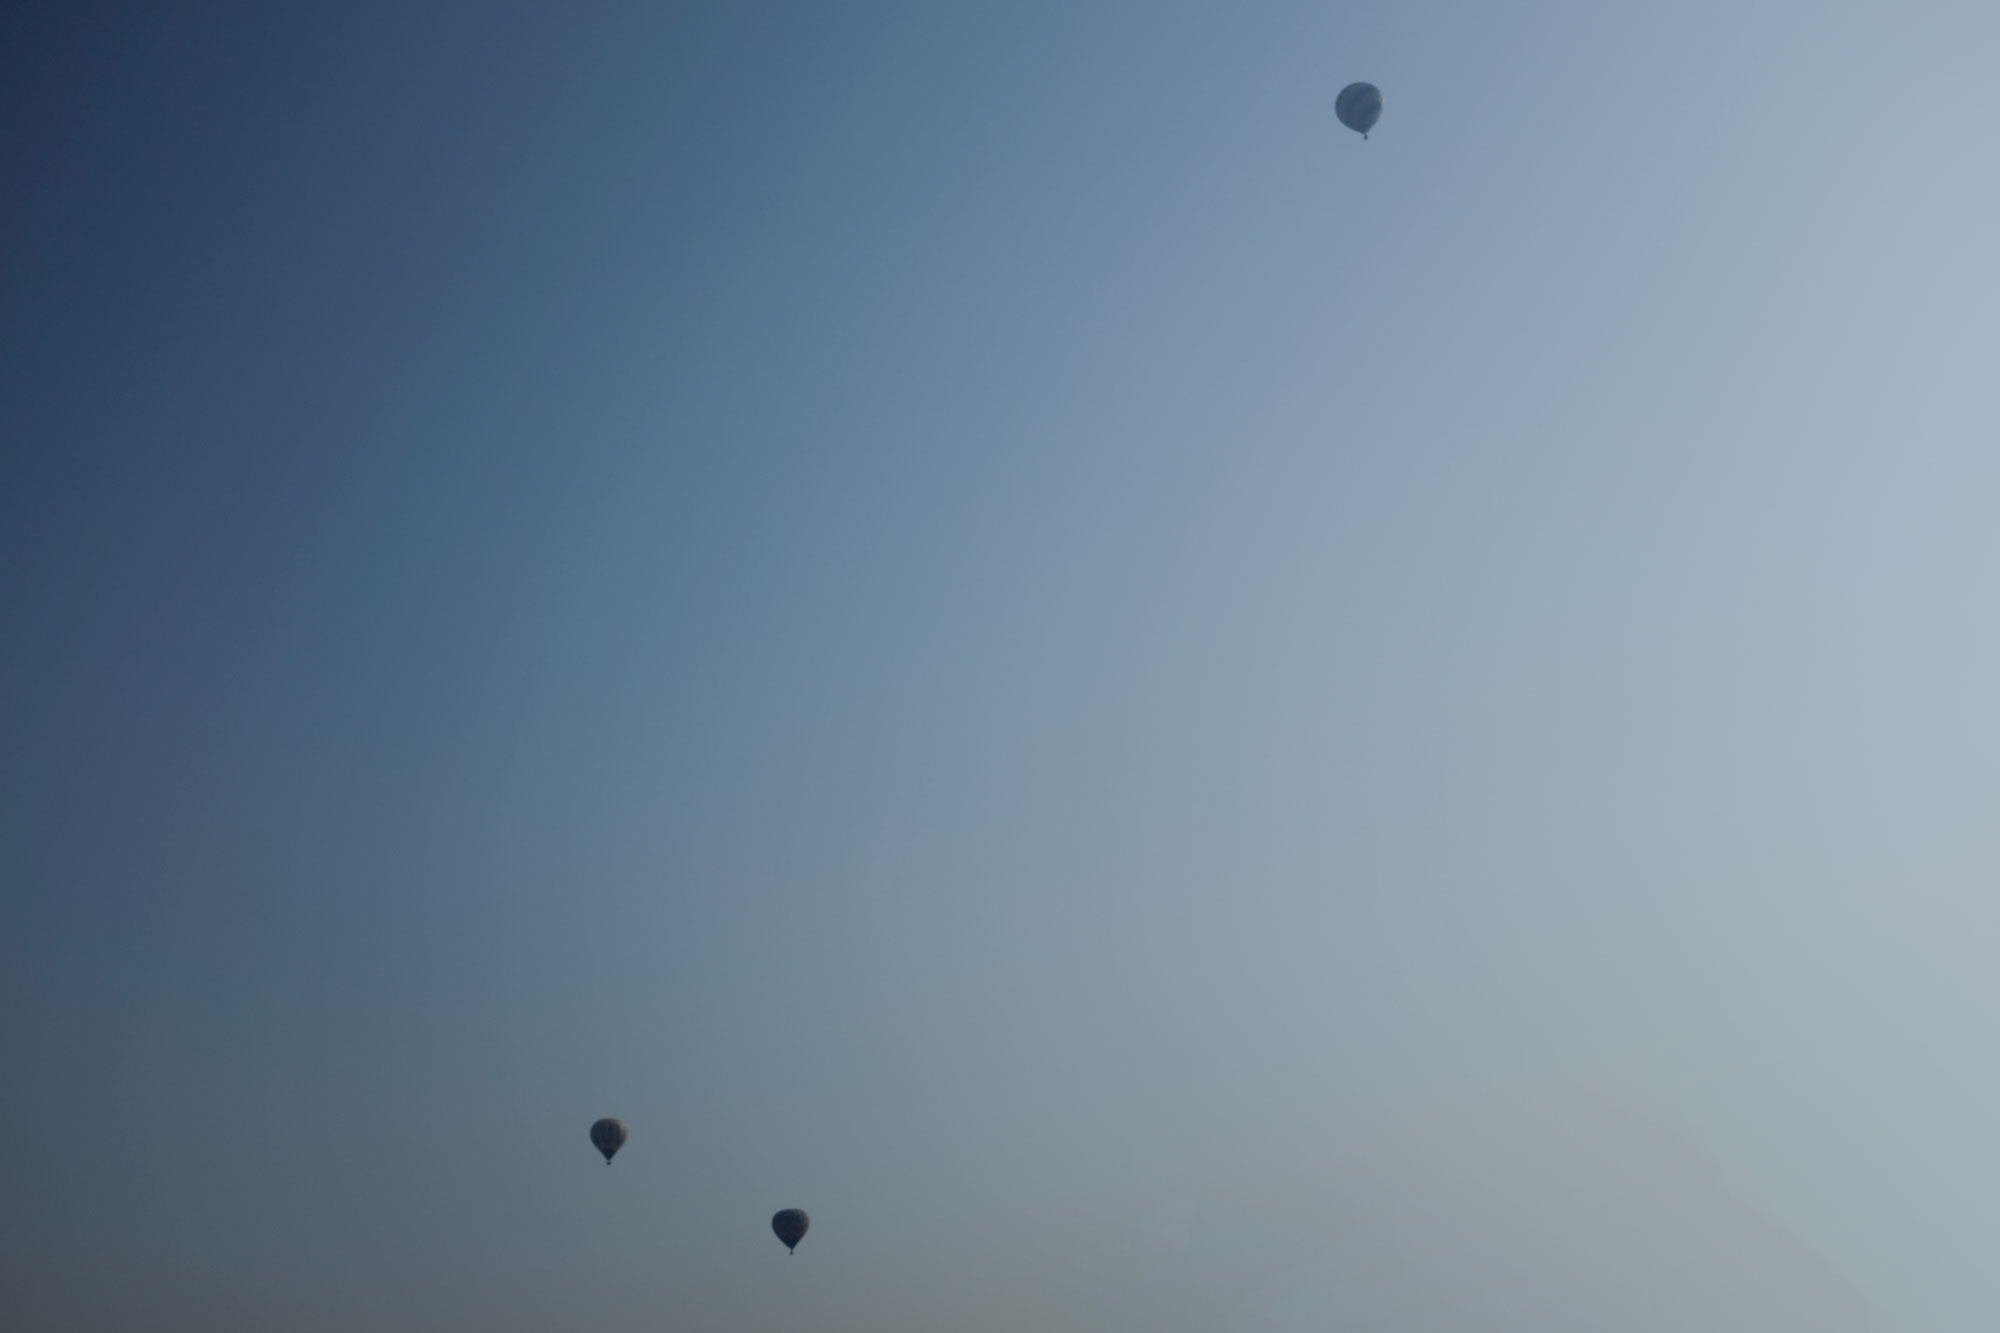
[1336,81,1383,137]
[590,1118,628,1163]
[772,1209,810,1253]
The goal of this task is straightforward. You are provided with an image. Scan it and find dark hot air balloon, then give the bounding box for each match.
[772,1209,810,1253]
[590,1118,627,1164]
[1336,81,1383,139]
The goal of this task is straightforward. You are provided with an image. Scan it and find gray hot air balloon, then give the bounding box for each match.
[771,1209,810,1254]
[1336,81,1383,139]
[590,1118,627,1164]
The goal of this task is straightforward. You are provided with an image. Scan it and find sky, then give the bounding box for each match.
[4,1,1999,1328]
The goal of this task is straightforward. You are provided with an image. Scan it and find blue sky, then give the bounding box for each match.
[4,2,1998,1328]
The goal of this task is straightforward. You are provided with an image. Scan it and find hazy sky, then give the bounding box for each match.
[5,2,1999,1329]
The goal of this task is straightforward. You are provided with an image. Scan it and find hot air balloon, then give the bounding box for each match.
[772,1209,810,1254]
[590,1118,627,1164]
[1336,81,1383,139]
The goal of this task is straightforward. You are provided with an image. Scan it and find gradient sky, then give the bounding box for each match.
[5,2,1999,1329]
